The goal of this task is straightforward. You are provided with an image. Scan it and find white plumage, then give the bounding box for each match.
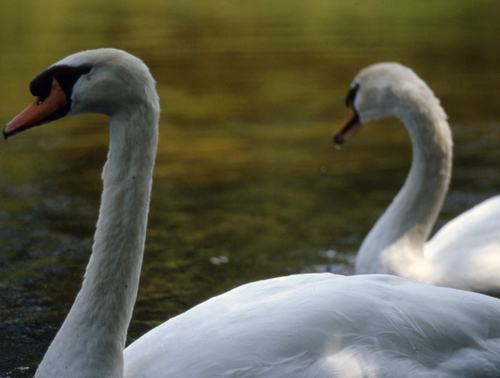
[125,273,500,377]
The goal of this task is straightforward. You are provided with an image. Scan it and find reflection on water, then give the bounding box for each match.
[1,0,500,376]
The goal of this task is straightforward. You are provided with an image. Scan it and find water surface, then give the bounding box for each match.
[1,0,500,375]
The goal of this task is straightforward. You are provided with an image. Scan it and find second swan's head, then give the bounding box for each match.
[4,48,159,139]
[333,62,440,145]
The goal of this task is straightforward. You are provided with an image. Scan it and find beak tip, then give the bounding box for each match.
[3,122,15,139]
[332,133,343,146]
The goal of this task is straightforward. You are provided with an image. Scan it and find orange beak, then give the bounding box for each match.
[332,103,361,146]
[4,78,67,139]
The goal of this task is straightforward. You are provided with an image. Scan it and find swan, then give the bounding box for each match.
[6,50,500,377]
[333,62,500,295]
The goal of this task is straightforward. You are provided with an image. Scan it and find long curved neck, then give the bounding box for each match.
[36,107,159,378]
[355,95,452,281]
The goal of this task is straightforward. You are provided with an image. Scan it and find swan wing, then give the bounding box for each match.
[425,195,500,293]
[124,273,500,377]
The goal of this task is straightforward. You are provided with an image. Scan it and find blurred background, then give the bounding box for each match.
[1,0,499,375]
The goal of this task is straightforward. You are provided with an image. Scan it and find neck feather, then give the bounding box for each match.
[355,94,452,281]
[36,104,159,378]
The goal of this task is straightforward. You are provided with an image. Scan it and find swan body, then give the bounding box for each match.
[124,272,500,378]
[334,62,500,295]
[6,52,500,377]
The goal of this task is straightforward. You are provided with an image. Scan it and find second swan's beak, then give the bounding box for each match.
[4,78,68,139]
[333,103,361,146]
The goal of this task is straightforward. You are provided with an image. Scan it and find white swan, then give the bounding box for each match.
[334,62,500,295]
[6,50,500,377]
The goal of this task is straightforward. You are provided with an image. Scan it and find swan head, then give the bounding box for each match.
[333,62,438,145]
[4,48,159,139]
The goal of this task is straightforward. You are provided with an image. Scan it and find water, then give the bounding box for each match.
[1,0,500,375]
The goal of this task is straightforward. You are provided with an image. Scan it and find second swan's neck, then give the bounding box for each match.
[355,94,452,281]
[35,106,159,378]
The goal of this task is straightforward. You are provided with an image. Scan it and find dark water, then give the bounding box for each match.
[1,0,500,376]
